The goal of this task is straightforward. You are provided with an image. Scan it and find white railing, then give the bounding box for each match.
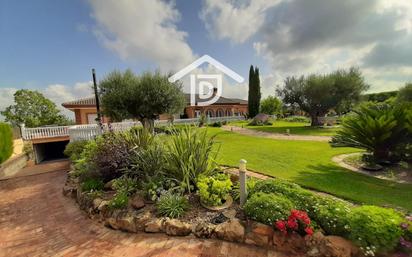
[23,116,246,142]
[22,126,70,140]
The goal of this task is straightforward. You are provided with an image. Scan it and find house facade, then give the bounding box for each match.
[62,93,248,125]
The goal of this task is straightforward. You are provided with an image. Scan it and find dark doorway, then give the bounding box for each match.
[33,140,69,163]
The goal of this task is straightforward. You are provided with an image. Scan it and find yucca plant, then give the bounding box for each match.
[166,126,219,193]
[331,102,411,163]
[156,193,189,218]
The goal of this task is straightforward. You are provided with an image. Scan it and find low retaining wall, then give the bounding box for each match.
[0,153,28,180]
[63,177,362,257]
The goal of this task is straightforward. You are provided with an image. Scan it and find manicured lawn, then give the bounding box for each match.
[209,128,412,211]
[231,120,340,136]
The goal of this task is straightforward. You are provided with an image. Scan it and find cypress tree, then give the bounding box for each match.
[254,66,261,115]
[248,65,255,117]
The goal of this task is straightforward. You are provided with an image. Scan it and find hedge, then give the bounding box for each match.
[0,122,13,164]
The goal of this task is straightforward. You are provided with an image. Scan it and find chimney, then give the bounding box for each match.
[212,87,218,96]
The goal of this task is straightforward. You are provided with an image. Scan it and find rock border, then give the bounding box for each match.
[63,177,362,257]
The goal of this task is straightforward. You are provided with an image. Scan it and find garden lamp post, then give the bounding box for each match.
[239,159,248,207]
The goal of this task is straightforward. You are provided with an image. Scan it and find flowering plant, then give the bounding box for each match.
[275,209,313,236]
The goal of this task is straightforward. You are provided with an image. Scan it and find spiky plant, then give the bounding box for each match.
[331,102,411,163]
[166,126,219,193]
[156,193,189,218]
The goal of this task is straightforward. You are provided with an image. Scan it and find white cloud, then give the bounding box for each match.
[89,0,195,71]
[200,0,281,44]
[201,0,412,93]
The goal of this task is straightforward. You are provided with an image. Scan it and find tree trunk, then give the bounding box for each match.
[310,114,322,127]
[373,148,389,163]
[141,118,155,133]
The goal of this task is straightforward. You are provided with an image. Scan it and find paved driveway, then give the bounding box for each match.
[0,166,285,257]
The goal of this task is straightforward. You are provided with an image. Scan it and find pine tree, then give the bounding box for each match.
[254,66,261,115]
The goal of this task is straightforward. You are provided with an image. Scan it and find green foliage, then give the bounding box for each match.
[277,68,369,126]
[250,179,352,236]
[244,192,294,225]
[1,89,71,127]
[397,83,412,103]
[108,191,129,209]
[166,126,219,193]
[99,70,186,130]
[197,173,232,206]
[331,102,411,162]
[64,140,88,162]
[248,65,261,118]
[0,122,13,164]
[282,116,310,123]
[81,178,104,192]
[209,121,222,127]
[363,90,398,103]
[112,176,139,196]
[348,206,404,254]
[156,193,189,218]
[260,96,282,115]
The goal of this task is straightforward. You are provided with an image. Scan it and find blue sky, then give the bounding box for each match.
[1,0,412,118]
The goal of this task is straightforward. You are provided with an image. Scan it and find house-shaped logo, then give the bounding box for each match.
[168,55,244,106]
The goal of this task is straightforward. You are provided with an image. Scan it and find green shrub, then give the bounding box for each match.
[283,116,310,123]
[250,179,352,236]
[64,140,88,161]
[108,191,129,209]
[156,193,189,218]
[244,192,294,225]
[197,173,232,206]
[166,126,219,193]
[348,206,404,254]
[81,178,104,192]
[112,176,139,196]
[331,102,411,163]
[0,122,13,164]
[210,121,222,127]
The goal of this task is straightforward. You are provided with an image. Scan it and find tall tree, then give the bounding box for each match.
[248,65,261,118]
[99,70,186,131]
[277,67,369,126]
[1,89,71,127]
[397,83,412,103]
[260,96,283,115]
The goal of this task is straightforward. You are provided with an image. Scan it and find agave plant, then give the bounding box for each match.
[166,125,219,193]
[331,102,411,163]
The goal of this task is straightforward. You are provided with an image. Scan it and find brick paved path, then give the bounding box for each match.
[0,169,287,257]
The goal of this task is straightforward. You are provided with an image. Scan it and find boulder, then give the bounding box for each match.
[306,232,359,257]
[130,195,145,210]
[164,219,192,236]
[193,222,216,239]
[92,198,103,210]
[145,218,166,233]
[272,231,307,255]
[116,212,137,233]
[250,113,271,125]
[215,218,245,243]
[222,209,237,219]
[62,185,76,198]
[245,221,274,247]
[134,211,153,231]
[104,179,115,191]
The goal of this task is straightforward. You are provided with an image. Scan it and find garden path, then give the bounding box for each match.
[222,126,331,142]
[0,166,288,257]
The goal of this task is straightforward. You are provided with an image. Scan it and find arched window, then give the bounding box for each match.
[206,109,214,117]
[216,109,224,117]
[225,109,232,117]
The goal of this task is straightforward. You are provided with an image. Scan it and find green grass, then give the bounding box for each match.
[231,120,340,136]
[208,128,412,211]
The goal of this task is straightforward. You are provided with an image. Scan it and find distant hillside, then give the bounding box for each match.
[362,90,398,102]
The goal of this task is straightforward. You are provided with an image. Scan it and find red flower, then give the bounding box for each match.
[305,227,314,236]
[275,220,287,232]
[287,219,298,230]
[302,217,311,225]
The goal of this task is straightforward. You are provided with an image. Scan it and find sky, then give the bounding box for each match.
[1,0,412,119]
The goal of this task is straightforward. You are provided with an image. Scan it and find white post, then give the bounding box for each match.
[239,159,248,207]
[20,123,26,140]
